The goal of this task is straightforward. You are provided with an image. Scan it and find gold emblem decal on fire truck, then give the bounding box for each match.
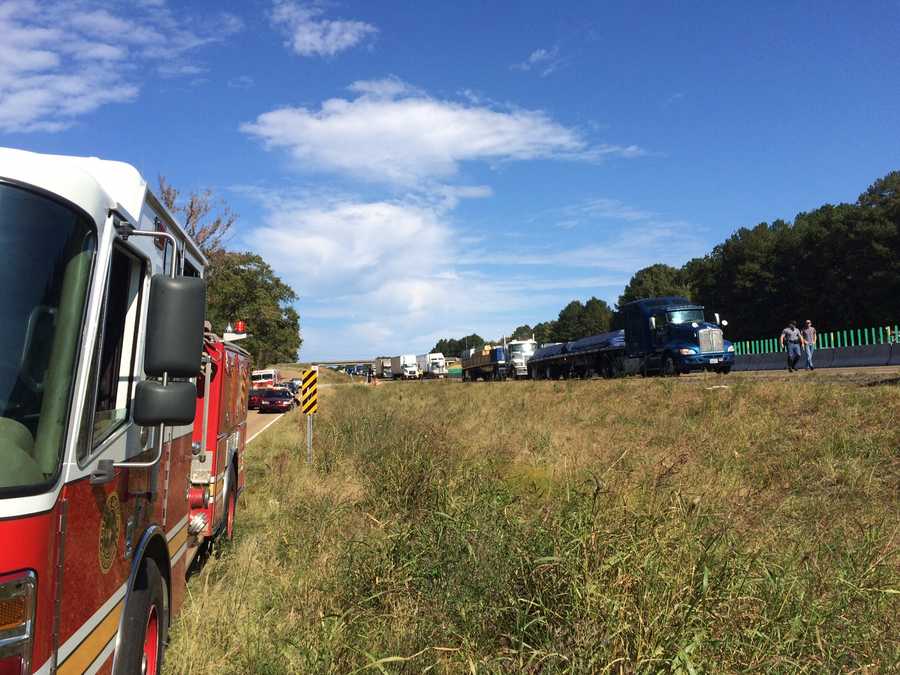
[98,492,122,574]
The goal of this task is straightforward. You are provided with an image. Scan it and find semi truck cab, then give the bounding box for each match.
[506,339,536,379]
[621,297,734,375]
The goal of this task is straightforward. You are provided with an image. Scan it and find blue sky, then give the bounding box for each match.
[2,1,898,359]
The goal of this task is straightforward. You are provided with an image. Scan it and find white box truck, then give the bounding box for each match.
[417,352,448,378]
[391,354,419,379]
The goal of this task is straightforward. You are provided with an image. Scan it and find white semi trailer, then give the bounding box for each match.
[416,352,448,378]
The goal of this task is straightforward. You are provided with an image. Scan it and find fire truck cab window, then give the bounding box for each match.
[78,246,144,460]
[0,183,95,494]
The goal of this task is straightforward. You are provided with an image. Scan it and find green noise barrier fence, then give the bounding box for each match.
[733,325,899,355]
[732,324,899,371]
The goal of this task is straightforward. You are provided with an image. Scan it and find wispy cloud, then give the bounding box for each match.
[459,231,702,273]
[241,77,646,187]
[270,1,377,57]
[512,46,564,77]
[0,0,242,133]
[550,197,658,229]
[663,91,685,108]
[227,75,255,89]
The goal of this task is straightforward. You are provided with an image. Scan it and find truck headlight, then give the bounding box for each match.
[727,345,735,352]
[0,571,36,674]
[678,348,696,355]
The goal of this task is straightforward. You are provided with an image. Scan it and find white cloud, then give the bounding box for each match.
[513,46,564,77]
[242,190,452,301]
[236,186,557,357]
[235,184,699,359]
[270,1,377,57]
[241,78,644,186]
[0,0,242,133]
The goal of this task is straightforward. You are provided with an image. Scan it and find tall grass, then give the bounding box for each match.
[166,377,899,673]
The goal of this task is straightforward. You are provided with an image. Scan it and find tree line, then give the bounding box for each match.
[159,177,302,365]
[433,170,898,355]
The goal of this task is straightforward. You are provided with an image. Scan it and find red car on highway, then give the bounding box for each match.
[258,388,296,413]
[249,387,267,410]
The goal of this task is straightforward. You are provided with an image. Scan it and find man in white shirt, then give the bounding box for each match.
[801,320,817,370]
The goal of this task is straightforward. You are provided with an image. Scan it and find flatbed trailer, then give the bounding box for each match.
[461,345,509,381]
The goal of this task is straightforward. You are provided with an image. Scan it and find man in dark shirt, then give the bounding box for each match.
[779,321,804,372]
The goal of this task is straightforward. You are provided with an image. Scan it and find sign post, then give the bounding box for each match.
[301,366,319,463]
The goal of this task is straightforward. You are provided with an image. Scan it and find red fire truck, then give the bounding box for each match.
[0,148,250,674]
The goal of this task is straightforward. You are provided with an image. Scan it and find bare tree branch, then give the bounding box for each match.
[158,175,236,254]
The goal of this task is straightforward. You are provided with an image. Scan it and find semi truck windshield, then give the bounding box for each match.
[667,309,704,325]
[0,183,95,495]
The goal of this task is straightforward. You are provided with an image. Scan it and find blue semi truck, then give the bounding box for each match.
[461,344,509,381]
[528,296,735,379]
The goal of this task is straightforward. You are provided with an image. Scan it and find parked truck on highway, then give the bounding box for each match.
[391,354,419,379]
[375,357,393,379]
[462,344,509,381]
[417,352,448,378]
[528,296,734,379]
[506,338,537,379]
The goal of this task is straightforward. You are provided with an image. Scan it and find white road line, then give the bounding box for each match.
[246,414,286,444]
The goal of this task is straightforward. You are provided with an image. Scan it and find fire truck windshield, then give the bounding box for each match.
[0,183,95,496]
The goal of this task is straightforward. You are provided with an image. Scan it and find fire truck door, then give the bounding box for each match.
[55,244,154,672]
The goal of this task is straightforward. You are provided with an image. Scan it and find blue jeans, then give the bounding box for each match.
[804,344,815,369]
[787,342,802,369]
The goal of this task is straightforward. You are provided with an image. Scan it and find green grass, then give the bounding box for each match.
[166,377,899,673]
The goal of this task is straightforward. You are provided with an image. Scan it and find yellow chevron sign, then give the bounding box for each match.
[301,367,318,414]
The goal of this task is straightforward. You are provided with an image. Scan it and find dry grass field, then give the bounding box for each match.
[166,376,899,673]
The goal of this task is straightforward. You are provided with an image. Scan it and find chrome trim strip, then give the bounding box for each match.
[51,499,68,672]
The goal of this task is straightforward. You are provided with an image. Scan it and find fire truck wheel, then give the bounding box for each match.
[117,558,167,675]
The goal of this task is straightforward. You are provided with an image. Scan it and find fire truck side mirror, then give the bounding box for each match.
[133,381,197,426]
[144,275,206,377]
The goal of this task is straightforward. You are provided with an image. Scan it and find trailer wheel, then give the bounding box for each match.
[661,355,679,377]
[116,559,167,675]
[601,358,612,379]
